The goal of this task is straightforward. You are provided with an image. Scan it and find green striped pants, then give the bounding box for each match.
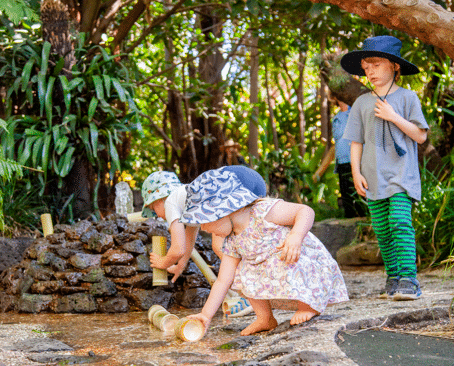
[367,192,416,278]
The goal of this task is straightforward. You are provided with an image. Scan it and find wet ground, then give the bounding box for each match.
[0,309,244,366]
[1,268,454,366]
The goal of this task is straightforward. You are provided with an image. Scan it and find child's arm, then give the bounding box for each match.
[167,225,199,283]
[149,220,187,270]
[211,234,224,259]
[350,141,368,197]
[265,201,315,264]
[187,254,240,333]
[374,99,427,144]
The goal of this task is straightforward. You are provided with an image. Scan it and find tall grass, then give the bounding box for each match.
[413,161,454,267]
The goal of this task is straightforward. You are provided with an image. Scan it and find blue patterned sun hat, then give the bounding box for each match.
[180,168,260,225]
[141,171,183,217]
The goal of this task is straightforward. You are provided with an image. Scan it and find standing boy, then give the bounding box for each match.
[341,35,429,300]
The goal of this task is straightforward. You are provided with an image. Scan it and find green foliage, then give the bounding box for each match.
[413,160,454,267]
[0,30,140,219]
[0,0,39,25]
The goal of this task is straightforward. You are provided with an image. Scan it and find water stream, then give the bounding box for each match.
[0,308,245,366]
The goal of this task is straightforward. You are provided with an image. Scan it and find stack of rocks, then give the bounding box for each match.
[0,215,218,314]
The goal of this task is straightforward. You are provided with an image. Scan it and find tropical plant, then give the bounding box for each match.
[0,31,140,219]
[413,159,454,267]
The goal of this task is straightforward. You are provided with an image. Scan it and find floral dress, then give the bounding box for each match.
[223,199,349,313]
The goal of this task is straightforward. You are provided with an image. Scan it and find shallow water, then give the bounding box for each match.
[0,309,245,366]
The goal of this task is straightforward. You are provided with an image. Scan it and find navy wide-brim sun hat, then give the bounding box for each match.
[180,167,264,226]
[341,35,420,76]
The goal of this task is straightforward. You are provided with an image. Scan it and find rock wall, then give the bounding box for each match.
[0,215,217,314]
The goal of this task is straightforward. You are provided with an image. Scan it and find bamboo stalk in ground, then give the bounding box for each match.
[41,214,54,237]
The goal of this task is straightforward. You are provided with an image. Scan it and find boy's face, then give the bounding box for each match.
[361,57,399,88]
[148,198,166,219]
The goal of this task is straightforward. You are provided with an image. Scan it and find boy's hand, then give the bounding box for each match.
[352,173,368,197]
[149,253,168,269]
[276,232,302,264]
[374,99,397,122]
[167,262,185,283]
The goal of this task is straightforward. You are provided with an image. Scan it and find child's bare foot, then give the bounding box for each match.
[290,302,319,325]
[240,317,278,336]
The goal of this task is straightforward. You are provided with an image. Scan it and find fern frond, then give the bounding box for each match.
[0,157,23,180]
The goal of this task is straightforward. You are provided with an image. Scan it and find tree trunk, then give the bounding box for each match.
[265,57,279,150]
[309,0,454,59]
[296,50,307,157]
[178,7,226,182]
[249,34,260,159]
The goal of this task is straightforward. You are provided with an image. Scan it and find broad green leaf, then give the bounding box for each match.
[24,128,44,137]
[21,58,35,91]
[55,136,69,155]
[68,77,84,91]
[58,146,75,177]
[103,75,111,98]
[42,132,52,179]
[41,41,51,73]
[37,72,46,116]
[92,75,104,101]
[53,57,65,76]
[18,136,38,165]
[45,76,56,124]
[32,136,44,167]
[111,78,127,102]
[88,97,98,122]
[58,75,72,112]
[89,122,98,156]
[107,131,120,172]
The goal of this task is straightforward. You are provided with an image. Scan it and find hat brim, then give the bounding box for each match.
[341,50,420,76]
[180,169,260,226]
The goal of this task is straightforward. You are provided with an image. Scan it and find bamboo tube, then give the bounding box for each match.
[126,211,148,223]
[152,236,168,286]
[190,249,236,299]
[41,214,54,237]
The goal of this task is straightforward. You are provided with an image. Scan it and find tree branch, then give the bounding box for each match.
[309,0,454,59]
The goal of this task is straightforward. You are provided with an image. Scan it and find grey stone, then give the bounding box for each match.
[26,261,53,281]
[113,273,153,288]
[81,268,105,283]
[135,254,151,272]
[174,287,210,308]
[90,280,117,296]
[0,237,34,273]
[30,280,64,294]
[165,351,217,364]
[9,338,73,352]
[102,248,134,265]
[97,296,129,313]
[50,293,97,313]
[45,232,66,244]
[122,239,146,254]
[311,218,368,257]
[123,288,172,310]
[216,336,259,350]
[96,221,119,235]
[267,350,330,365]
[336,242,384,266]
[18,293,53,313]
[27,352,110,364]
[69,253,102,269]
[84,232,114,253]
[104,265,136,277]
[55,271,83,285]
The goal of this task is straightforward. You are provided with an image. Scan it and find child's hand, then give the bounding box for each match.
[374,99,397,123]
[149,253,168,269]
[187,313,210,335]
[167,262,185,283]
[352,173,368,197]
[276,232,302,264]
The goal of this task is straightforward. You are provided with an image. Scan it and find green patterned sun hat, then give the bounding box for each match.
[141,171,183,217]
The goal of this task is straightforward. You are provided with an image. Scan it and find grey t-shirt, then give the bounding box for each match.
[343,87,429,201]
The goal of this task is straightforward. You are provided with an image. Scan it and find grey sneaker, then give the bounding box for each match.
[393,278,422,301]
[378,276,400,299]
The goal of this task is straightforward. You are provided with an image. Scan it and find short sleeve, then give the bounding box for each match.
[342,97,365,144]
[222,236,241,258]
[164,185,187,226]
